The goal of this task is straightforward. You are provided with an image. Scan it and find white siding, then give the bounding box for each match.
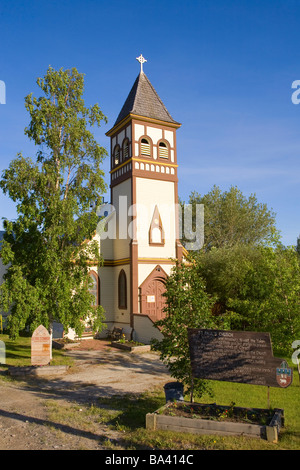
[146,126,162,144]
[135,177,176,259]
[134,124,145,141]
[164,130,174,147]
[133,314,163,344]
[112,179,132,260]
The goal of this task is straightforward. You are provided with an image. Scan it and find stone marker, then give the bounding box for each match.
[188,329,293,388]
[31,325,51,366]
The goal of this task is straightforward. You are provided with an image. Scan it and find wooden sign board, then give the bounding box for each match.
[31,325,51,366]
[188,329,293,388]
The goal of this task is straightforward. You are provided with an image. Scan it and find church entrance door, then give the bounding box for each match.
[140,266,167,323]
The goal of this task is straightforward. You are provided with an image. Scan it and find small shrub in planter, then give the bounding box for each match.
[146,401,284,442]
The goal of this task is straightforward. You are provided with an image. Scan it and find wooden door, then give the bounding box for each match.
[140,266,167,323]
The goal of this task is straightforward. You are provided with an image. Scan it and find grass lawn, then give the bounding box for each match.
[45,359,300,450]
[0,333,299,450]
[92,370,300,450]
[45,376,300,450]
[0,333,73,368]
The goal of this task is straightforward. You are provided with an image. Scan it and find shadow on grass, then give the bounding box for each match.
[97,393,165,431]
[0,408,103,445]
[5,346,31,360]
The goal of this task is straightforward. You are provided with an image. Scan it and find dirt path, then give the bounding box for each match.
[0,340,171,450]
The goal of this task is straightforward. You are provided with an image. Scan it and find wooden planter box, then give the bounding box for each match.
[146,402,284,443]
[111,341,151,353]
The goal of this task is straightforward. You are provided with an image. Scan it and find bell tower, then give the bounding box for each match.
[105,56,182,343]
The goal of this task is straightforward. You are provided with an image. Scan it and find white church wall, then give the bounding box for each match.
[98,265,115,326]
[164,130,174,146]
[112,178,132,260]
[132,314,163,345]
[146,126,162,144]
[134,123,145,142]
[135,177,176,259]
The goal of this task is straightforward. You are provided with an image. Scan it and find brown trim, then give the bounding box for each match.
[106,115,133,137]
[131,114,181,129]
[139,265,168,288]
[103,258,130,266]
[137,258,176,264]
[130,173,139,325]
[110,157,178,174]
[133,157,178,168]
[132,168,177,183]
[110,170,132,189]
[174,174,183,262]
[132,118,177,165]
[106,113,181,137]
[106,103,182,326]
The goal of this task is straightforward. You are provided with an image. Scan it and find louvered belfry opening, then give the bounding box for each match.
[159,141,168,158]
[141,138,151,156]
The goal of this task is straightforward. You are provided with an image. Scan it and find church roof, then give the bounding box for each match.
[113,72,180,127]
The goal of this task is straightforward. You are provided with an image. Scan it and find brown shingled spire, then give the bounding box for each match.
[114,72,179,126]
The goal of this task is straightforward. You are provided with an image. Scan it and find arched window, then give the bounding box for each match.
[89,271,100,306]
[158,141,169,159]
[122,138,129,160]
[113,145,120,166]
[118,269,127,309]
[149,205,165,246]
[140,137,151,157]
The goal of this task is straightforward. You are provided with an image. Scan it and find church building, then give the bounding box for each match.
[91,55,184,344]
[0,56,185,344]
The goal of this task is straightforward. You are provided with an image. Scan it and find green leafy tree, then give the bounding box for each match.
[196,244,300,355]
[182,185,279,251]
[152,261,218,402]
[0,66,107,339]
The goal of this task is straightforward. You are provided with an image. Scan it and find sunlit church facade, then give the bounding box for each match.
[0,57,186,344]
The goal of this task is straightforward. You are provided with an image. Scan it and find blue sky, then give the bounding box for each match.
[1,0,300,246]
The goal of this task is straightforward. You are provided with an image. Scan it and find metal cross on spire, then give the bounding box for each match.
[136,54,147,73]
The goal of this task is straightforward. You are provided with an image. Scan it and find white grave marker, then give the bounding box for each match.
[31,325,51,365]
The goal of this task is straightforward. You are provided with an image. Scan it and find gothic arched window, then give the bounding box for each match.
[149,205,165,246]
[118,269,127,309]
[89,271,100,307]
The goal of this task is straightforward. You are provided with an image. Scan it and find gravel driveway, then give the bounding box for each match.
[0,340,171,450]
